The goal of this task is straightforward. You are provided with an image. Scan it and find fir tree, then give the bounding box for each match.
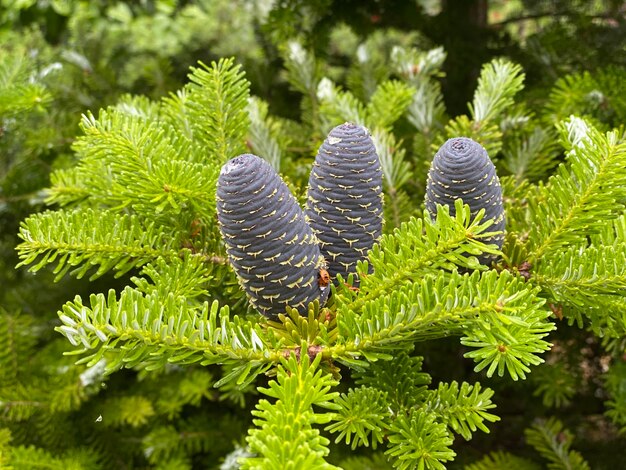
[4,10,626,468]
[10,46,626,467]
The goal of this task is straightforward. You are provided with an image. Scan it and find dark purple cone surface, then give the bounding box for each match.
[306,123,383,285]
[425,137,505,265]
[217,154,328,318]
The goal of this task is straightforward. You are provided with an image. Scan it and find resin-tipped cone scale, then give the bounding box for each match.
[306,123,383,286]
[217,154,328,318]
[425,137,505,265]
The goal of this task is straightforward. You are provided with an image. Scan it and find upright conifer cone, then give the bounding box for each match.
[425,137,505,265]
[306,123,383,285]
[217,154,328,318]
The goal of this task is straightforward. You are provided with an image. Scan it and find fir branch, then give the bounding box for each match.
[366,80,415,130]
[8,445,102,470]
[16,209,185,281]
[51,260,550,383]
[531,243,626,333]
[345,39,386,101]
[545,66,626,127]
[441,116,503,158]
[393,46,446,177]
[325,387,390,450]
[423,382,499,440]
[385,408,455,470]
[501,126,560,183]
[407,78,446,136]
[353,353,431,411]
[267,303,338,349]
[46,167,91,207]
[151,369,215,419]
[0,53,52,117]
[460,274,553,381]
[531,361,577,408]
[0,428,10,468]
[66,108,217,216]
[326,354,497,458]
[142,425,188,466]
[317,78,414,133]
[132,251,215,301]
[464,450,542,470]
[100,395,156,428]
[524,418,590,470]
[372,128,411,194]
[246,97,284,171]
[54,287,275,385]
[339,452,391,470]
[440,59,525,156]
[590,211,626,246]
[243,354,340,469]
[0,310,36,386]
[317,78,367,130]
[281,40,322,131]
[282,40,319,97]
[390,46,446,84]
[327,205,552,380]
[335,266,553,381]
[143,414,246,467]
[469,59,525,124]
[0,383,46,422]
[161,88,195,142]
[383,189,418,235]
[186,58,250,163]
[526,118,626,264]
[605,360,626,434]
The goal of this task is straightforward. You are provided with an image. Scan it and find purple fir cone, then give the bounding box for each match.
[217,154,329,318]
[306,123,383,286]
[425,137,505,265]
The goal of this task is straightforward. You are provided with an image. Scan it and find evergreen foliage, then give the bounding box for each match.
[464,418,591,470]
[524,418,590,470]
[464,450,541,470]
[243,354,339,469]
[605,360,626,434]
[3,4,626,468]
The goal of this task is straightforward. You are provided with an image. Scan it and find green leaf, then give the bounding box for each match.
[604,361,626,435]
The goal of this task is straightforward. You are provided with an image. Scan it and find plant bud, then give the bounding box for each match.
[306,123,383,285]
[425,137,505,265]
[217,154,328,318]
